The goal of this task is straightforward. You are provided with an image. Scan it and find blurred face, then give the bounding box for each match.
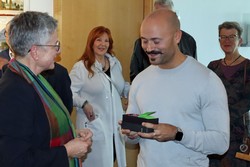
[35,31,60,71]
[93,33,110,57]
[219,28,242,55]
[140,18,179,68]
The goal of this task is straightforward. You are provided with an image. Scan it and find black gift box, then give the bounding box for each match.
[121,114,159,133]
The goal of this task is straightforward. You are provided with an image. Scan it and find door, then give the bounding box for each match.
[54,0,152,81]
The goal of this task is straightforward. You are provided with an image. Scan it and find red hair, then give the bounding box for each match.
[79,26,114,77]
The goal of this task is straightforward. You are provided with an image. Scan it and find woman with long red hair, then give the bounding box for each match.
[70,26,128,167]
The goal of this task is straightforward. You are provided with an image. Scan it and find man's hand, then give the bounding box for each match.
[138,122,177,142]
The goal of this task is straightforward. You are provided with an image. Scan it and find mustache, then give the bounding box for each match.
[145,50,163,55]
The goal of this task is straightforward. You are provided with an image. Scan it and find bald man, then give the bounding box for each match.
[122,9,229,167]
[129,0,196,82]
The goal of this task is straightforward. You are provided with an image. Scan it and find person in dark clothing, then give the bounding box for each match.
[1,53,73,114]
[0,49,9,78]
[0,11,92,167]
[208,21,250,167]
[130,0,197,82]
[0,48,10,60]
[0,21,73,113]
[41,62,73,113]
[0,22,12,77]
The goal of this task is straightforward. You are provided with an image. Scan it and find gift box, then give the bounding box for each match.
[121,112,159,133]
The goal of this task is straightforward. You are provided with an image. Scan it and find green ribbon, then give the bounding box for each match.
[138,111,156,119]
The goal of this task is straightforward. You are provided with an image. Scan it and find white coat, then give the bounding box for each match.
[70,53,127,167]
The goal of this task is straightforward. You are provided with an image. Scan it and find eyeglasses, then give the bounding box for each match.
[219,35,238,41]
[35,40,60,52]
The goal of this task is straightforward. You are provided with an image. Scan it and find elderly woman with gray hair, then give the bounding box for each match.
[0,11,92,167]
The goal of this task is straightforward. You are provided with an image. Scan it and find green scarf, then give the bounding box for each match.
[9,59,81,167]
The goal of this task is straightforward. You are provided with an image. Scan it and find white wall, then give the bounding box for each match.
[0,0,53,30]
[17,0,250,66]
[24,0,53,16]
[174,0,250,66]
[0,0,52,49]
[0,0,53,48]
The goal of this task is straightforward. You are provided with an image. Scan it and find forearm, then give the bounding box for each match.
[180,128,229,155]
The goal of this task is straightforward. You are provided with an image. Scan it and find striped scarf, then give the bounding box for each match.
[9,59,81,167]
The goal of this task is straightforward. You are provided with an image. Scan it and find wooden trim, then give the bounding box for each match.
[235,152,250,161]
[0,14,15,16]
[53,0,62,62]
[143,0,153,18]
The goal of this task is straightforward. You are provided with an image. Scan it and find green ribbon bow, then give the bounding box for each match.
[138,111,156,119]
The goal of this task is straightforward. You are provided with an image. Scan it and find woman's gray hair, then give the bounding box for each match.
[218,21,243,38]
[154,0,174,10]
[8,11,58,57]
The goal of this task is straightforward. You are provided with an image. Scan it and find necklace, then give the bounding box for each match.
[102,57,106,71]
[223,55,241,66]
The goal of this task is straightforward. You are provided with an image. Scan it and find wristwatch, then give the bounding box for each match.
[175,127,183,141]
[81,100,88,108]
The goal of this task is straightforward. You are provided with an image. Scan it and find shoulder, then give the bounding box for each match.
[207,59,221,69]
[181,30,196,42]
[0,49,10,60]
[244,58,250,65]
[184,58,225,91]
[0,70,44,135]
[54,63,67,72]
[0,69,37,97]
[72,60,85,69]
[106,53,121,64]
[184,57,215,78]
[70,60,87,77]
[53,63,69,78]
[243,59,250,71]
[134,38,141,45]
[42,63,70,82]
[133,65,155,82]
[51,63,69,76]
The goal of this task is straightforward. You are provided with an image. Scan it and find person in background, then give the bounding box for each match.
[208,21,250,167]
[0,11,92,167]
[41,62,73,113]
[70,26,128,167]
[0,22,13,77]
[121,9,230,167]
[0,56,8,77]
[0,20,73,114]
[129,0,197,82]
[0,47,10,60]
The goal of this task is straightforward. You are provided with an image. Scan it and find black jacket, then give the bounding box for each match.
[0,49,10,60]
[0,49,10,78]
[41,63,73,113]
[0,68,69,167]
[1,61,73,114]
